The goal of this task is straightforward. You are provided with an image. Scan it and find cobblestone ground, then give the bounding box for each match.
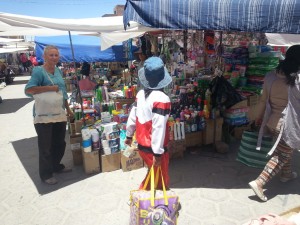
[0,76,299,225]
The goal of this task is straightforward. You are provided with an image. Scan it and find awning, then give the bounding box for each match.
[0,12,155,50]
[0,47,28,53]
[34,35,138,63]
[266,33,300,46]
[123,0,300,34]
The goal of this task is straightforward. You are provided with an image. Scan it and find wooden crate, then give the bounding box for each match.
[185,131,203,147]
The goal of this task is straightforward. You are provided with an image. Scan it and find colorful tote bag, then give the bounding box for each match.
[129,166,180,225]
[237,130,274,168]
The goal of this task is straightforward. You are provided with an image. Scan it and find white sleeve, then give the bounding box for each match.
[126,102,137,138]
[151,112,169,155]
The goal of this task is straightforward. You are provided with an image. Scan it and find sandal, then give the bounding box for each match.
[249,181,267,202]
[43,177,58,185]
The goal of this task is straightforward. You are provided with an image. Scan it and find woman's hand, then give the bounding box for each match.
[153,155,162,167]
[52,85,59,92]
[67,110,74,118]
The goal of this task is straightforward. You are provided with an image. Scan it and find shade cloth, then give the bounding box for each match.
[35,35,138,63]
[123,0,300,34]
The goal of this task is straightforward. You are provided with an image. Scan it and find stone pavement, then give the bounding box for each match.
[0,75,299,225]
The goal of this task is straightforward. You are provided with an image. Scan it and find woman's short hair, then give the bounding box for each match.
[43,45,59,55]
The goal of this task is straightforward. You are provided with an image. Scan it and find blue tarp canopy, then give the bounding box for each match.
[35,35,138,63]
[124,0,300,34]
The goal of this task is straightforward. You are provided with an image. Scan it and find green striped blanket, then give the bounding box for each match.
[237,131,274,168]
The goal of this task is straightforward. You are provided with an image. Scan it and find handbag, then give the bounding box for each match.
[33,70,64,117]
[129,166,180,225]
[237,130,274,168]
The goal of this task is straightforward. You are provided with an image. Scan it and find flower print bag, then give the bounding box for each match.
[33,71,65,117]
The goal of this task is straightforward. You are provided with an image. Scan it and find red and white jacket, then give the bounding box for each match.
[126,89,171,156]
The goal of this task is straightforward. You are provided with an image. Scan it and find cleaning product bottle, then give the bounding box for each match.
[180,121,185,139]
[174,119,178,141]
[176,119,181,140]
[168,118,175,141]
[205,88,211,112]
[203,100,210,119]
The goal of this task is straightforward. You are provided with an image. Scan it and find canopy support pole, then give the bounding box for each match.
[68,31,85,126]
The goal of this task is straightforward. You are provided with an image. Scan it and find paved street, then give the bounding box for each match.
[0,75,299,225]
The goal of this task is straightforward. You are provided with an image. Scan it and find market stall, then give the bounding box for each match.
[123,0,300,155]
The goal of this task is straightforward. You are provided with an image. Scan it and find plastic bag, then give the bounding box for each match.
[209,75,245,109]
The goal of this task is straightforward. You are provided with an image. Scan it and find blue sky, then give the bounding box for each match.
[1,0,126,18]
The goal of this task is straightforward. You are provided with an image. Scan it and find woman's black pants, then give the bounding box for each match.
[34,122,66,181]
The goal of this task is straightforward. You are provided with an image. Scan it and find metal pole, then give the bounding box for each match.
[68,31,85,126]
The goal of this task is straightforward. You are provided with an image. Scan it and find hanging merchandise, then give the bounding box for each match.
[204,31,216,55]
[209,75,244,110]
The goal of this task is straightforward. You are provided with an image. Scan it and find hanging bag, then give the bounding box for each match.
[33,70,65,117]
[129,165,180,225]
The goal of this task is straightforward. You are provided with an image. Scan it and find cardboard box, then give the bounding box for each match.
[185,132,203,147]
[229,100,248,109]
[248,104,257,122]
[72,149,83,166]
[113,98,135,105]
[168,139,186,159]
[82,149,100,175]
[69,123,76,135]
[69,134,82,144]
[70,143,81,151]
[121,150,144,172]
[247,94,260,106]
[101,152,121,172]
[202,117,223,145]
[75,120,83,134]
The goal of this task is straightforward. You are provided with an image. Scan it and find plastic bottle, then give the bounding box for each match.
[205,89,211,111]
[180,110,185,121]
[174,120,178,140]
[203,100,210,119]
[200,111,206,130]
[127,86,133,98]
[168,119,174,141]
[180,122,185,139]
[123,86,128,98]
[176,119,181,140]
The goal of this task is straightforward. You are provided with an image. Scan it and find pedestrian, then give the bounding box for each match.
[25,45,74,185]
[29,53,38,67]
[80,61,91,77]
[20,53,29,72]
[125,56,172,190]
[249,45,300,201]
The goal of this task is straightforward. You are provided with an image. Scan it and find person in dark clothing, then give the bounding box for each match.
[81,62,91,76]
